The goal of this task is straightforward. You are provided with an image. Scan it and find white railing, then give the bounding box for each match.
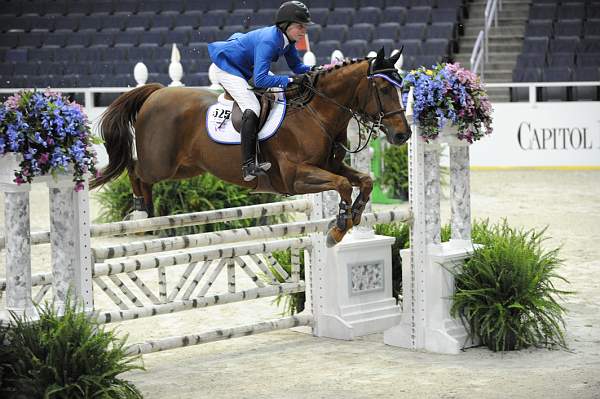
[485,81,600,103]
[471,0,503,80]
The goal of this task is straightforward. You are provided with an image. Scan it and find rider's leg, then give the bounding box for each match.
[211,64,271,181]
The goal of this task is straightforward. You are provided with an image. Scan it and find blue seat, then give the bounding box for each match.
[327,8,353,26]
[422,38,448,56]
[430,8,458,24]
[390,0,410,7]
[374,23,399,42]
[0,32,19,49]
[114,0,140,15]
[512,68,542,82]
[139,31,164,47]
[158,0,185,14]
[176,14,202,29]
[516,54,546,69]
[65,1,90,16]
[78,47,105,62]
[307,24,322,42]
[311,8,329,26]
[399,23,426,41]
[90,31,115,47]
[185,0,208,13]
[414,55,442,69]
[18,32,44,48]
[522,37,549,54]
[341,39,367,58]
[151,14,174,30]
[353,7,381,25]
[42,1,66,17]
[321,25,347,42]
[347,23,373,42]
[334,0,357,9]
[248,10,275,27]
[20,1,44,16]
[371,38,395,53]
[381,7,406,24]
[54,16,80,32]
[572,67,600,100]
[586,3,600,20]
[28,47,56,61]
[577,53,600,67]
[30,16,56,32]
[89,61,115,76]
[205,0,233,12]
[89,0,115,15]
[103,15,129,31]
[78,16,105,32]
[216,25,247,41]
[525,21,553,38]
[554,21,582,38]
[314,40,341,58]
[541,67,571,101]
[125,15,151,30]
[104,47,129,61]
[114,62,135,75]
[186,72,210,87]
[411,0,436,7]
[127,46,156,62]
[549,37,579,53]
[547,53,575,67]
[65,32,92,48]
[194,27,219,43]
[400,39,422,57]
[583,20,600,38]
[578,38,600,53]
[0,16,30,32]
[406,7,431,24]
[557,4,585,20]
[114,31,140,47]
[428,22,454,40]
[227,9,254,28]
[164,29,190,46]
[202,10,228,28]
[529,4,556,21]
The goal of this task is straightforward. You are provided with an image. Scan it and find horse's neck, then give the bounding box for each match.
[310,63,368,132]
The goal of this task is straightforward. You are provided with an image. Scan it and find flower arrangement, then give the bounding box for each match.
[0,90,99,191]
[402,63,493,143]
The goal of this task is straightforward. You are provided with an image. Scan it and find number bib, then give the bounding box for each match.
[206,92,287,145]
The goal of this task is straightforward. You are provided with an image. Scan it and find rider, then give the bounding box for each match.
[208,1,313,182]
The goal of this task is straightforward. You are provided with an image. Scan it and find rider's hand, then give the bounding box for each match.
[289,74,309,88]
[310,65,324,72]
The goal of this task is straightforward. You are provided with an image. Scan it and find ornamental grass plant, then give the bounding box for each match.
[0,90,99,190]
[0,296,143,398]
[450,220,571,352]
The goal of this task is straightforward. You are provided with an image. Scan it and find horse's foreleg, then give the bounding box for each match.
[337,163,373,226]
[293,164,354,247]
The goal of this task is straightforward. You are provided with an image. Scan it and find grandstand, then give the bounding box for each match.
[0,0,598,102]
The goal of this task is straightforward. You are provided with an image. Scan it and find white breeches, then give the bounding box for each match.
[211,63,260,117]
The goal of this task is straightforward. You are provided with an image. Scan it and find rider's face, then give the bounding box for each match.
[286,23,307,42]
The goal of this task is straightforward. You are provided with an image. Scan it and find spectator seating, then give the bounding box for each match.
[513,0,600,101]
[0,0,465,88]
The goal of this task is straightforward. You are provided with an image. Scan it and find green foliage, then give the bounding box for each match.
[0,296,143,398]
[270,250,306,316]
[381,144,409,200]
[375,222,410,300]
[94,173,284,234]
[450,220,571,352]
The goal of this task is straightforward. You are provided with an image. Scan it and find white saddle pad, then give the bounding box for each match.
[206,92,286,145]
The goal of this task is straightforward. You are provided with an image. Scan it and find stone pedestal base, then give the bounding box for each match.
[384,241,478,354]
[313,234,401,340]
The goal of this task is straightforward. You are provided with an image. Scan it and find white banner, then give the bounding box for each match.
[470,102,600,168]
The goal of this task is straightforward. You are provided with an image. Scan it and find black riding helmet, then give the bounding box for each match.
[275,1,313,26]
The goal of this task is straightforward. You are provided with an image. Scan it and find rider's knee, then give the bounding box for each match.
[242,106,260,120]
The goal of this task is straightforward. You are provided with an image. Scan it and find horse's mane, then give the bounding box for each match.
[312,57,371,78]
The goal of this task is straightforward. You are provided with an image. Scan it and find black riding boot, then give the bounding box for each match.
[241,109,271,182]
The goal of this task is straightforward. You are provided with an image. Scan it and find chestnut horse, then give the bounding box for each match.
[91,48,410,246]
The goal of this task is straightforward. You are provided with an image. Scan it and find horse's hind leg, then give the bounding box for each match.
[128,164,155,219]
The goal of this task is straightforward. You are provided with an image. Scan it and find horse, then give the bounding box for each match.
[90,48,411,246]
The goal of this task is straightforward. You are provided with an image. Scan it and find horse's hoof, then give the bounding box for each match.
[326,232,338,248]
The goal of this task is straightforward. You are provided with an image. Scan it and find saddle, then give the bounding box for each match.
[223,90,275,133]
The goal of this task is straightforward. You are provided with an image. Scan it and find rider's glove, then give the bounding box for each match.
[289,74,309,88]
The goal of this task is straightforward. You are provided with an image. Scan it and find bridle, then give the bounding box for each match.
[253,58,406,154]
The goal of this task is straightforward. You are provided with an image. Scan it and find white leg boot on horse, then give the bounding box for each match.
[241,109,271,182]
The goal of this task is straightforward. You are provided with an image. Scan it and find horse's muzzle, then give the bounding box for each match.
[382,124,411,145]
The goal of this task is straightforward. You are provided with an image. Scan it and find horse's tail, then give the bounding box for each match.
[90,83,164,189]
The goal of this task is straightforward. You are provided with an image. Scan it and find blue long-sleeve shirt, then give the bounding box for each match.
[208,26,310,89]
